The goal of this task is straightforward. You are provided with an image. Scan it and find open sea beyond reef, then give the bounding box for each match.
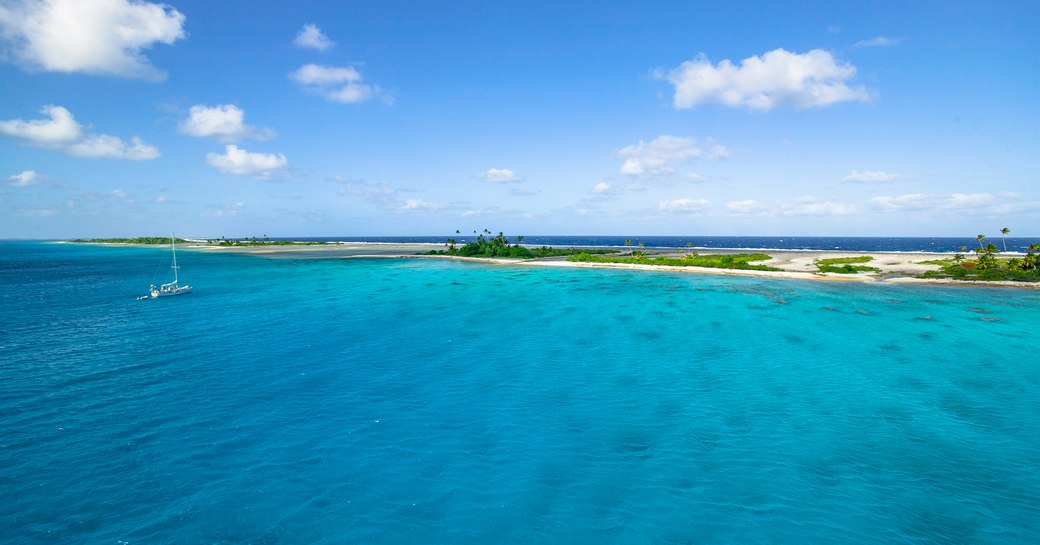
[1,240,1038,545]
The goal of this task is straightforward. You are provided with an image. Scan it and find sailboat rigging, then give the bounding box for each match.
[147,234,192,298]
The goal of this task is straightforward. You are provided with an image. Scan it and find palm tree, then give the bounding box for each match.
[976,234,986,250]
[1000,227,1009,252]
[977,243,1000,270]
[1024,243,1040,270]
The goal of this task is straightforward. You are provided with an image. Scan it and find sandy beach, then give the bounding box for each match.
[180,242,1040,289]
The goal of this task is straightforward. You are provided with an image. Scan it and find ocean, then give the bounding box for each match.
[1,240,1038,544]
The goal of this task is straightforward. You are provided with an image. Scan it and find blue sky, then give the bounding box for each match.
[1,0,1038,238]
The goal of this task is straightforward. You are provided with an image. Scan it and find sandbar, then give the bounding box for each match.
[181,242,1039,290]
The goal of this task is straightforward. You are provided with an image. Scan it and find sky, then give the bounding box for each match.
[1,0,1038,239]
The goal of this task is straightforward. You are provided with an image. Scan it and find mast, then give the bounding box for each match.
[171,233,179,284]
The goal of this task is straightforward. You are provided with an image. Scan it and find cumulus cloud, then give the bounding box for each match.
[0,104,81,144]
[7,170,40,186]
[778,196,856,217]
[294,23,334,50]
[842,170,900,183]
[658,48,871,111]
[0,0,185,80]
[179,104,275,141]
[591,182,614,194]
[459,205,532,220]
[870,193,995,212]
[0,105,159,159]
[723,198,853,217]
[20,207,59,217]
[726,199,765,215]
[618,135,727,178]
[659,197,710,214]
[205,201,245,218]
[335,178,439,211]
[401,198,437,210]
[206,145,289,179]
[477,168,522,183]
[290,63,385,104]
[854,36,903,48]
[66,134,159,159]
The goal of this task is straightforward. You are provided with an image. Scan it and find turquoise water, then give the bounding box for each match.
[2,241,1038,544]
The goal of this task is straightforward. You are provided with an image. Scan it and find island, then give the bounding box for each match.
[70,233,1040,287]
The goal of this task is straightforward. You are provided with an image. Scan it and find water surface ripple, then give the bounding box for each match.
[1,242,1038,544]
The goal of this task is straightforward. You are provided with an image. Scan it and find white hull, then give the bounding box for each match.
[152,286,192,298]
[145,234,192,299]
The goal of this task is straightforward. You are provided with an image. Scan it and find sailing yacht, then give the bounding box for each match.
[149,235,192,298]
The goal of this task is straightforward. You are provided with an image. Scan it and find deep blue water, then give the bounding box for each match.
[278,235,1038,253]
[2,241,1038,544]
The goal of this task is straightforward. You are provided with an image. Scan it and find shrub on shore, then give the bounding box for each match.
[922,240,1040,282]
[568,252,777,271]
[71,237,189,244]
[422,230,617,259]
[814,256,881,274]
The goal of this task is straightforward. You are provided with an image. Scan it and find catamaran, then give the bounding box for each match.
[149,235,192,298]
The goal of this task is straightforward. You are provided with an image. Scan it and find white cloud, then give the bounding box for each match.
[294,23,334,51]
[854,36,903,48]
[292,64,360,86]
[477,168,522,183]
[205,201,245,218]
[726,199,765,215]
[778,196,856,217]
[842,170,900,183]
[21,207,59,217]
[0,104,81,145]
[401,198,438,210]
[0,0,185,80]
[459,206,532,220]
[335,179,439,211]
[870,193,995,212]
[723,197,853,217]
[659,48,871,111]
[591,182,613,194]
[7,170,40,186]
[618,135,726,178]
[290,63,384,104]
[659,197,710,214]
[66,134,159,159]
[206,145,289,179]
[0,105,159,159]
[179,104,275,141]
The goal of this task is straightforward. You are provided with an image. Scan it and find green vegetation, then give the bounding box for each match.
[71,235,328,246]
[71,237,189,244]
[568,252,778,271]
[922,241,1040,283]
[209,237,326,246]
[814,256,881,274]
[422,229,616,259]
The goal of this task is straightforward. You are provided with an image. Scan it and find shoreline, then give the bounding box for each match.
[194,242,1040,290]
[68,241,1040,290]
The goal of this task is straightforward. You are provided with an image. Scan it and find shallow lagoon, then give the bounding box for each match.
[2,241,1038,544]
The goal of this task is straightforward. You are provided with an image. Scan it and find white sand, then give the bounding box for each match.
[181,243,1039,289]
